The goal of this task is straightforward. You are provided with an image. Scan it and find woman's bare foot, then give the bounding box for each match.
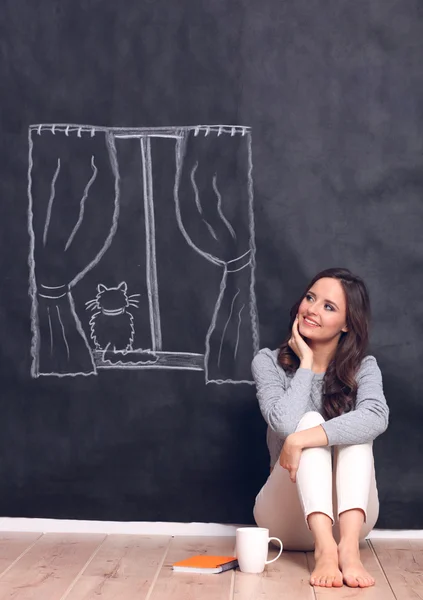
[310,542,343,587]
[338,541,375,588]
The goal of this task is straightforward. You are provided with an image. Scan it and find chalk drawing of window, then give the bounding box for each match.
[28,124,259,383]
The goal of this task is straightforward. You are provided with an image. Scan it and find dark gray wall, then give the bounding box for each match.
[1,0,422,527]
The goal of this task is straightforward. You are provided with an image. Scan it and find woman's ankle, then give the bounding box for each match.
[307,512,337,555]
[338,538,360,553]
[314,537,338,556]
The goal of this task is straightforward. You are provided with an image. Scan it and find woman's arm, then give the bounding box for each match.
[278,355,388,482]
[320,356,389,446]
[279,425,329,482]
[252,348,315,438]
[287,424,329,450]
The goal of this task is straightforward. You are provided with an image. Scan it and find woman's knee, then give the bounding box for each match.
[335,441,374,466]
[296,411,325,432]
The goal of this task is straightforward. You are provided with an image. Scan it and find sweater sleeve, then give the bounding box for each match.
[320,355,389,446]
[251,348,315,438]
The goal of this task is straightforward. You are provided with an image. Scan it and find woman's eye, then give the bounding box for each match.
[306,294,334,311]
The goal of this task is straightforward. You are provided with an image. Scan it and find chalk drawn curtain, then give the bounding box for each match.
[28,127,119,376]
[174,128,259,383]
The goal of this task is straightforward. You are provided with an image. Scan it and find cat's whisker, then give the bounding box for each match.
[128,294,141,298]
[127,300,139,305]
[128,303,139,308]
[85,299,97,305]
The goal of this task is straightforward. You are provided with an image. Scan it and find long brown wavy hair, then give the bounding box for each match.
[278,268,371,419]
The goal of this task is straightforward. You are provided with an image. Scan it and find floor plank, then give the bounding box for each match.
[370,538,423,600]
[0,532,420,600]
[371,538,423,552]
[233,547,314,600]
[306,541,395,599]
[0,533,42,578]
[148,536,236,600]
[0,533,105,600]
[63,534,171,600]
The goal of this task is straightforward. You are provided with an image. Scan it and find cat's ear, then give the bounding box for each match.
[117,282,127,292]
[97,284,107,293]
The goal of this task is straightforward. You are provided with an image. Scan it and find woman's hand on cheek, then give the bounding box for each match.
[288,315,314,369]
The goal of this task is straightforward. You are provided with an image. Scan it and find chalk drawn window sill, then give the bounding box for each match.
[28,124,259,384]
[94,350,204,371]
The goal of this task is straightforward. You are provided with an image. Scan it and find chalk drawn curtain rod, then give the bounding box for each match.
[30,124,251,137]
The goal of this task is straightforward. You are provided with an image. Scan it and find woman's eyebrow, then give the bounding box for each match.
[308,291,339,310]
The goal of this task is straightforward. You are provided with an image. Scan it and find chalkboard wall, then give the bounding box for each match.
[1,0,422,528]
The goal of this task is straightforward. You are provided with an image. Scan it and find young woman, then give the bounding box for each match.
[252,268,389,589]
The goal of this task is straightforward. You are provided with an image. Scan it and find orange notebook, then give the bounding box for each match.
[172,555,238,574]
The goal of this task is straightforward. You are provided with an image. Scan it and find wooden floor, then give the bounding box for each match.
[0,532,420,599]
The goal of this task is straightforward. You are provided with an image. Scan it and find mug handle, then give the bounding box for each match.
[265,537,283,564]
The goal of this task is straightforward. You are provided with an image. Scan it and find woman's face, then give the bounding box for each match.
[297,277,348,341]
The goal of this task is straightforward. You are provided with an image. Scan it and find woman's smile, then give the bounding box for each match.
[303,316,320,328]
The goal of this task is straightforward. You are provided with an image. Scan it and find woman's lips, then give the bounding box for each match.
[303,317,320,328]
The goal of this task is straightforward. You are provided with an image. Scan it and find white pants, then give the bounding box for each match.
[253,411,380,551]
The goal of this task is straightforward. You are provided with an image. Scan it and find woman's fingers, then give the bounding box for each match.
[288,338,297,357]
[291,317,302,347]
[290,314,314,363]
[282,464,297,483]
[292,315,302,340]
[290,338,297,352]
[288,335,301,358]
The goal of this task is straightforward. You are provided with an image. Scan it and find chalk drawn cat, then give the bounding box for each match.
[86,282,139,353]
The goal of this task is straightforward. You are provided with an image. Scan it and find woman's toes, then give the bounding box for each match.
[344,575,359,587]
[339,546,375,588]
[311,548,343,587]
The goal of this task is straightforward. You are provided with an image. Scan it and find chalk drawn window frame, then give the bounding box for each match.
[28,124,259,383]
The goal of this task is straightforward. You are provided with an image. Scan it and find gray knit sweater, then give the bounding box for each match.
[252,348,389,468]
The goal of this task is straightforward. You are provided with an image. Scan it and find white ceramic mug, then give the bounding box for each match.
[236,527,283,573]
